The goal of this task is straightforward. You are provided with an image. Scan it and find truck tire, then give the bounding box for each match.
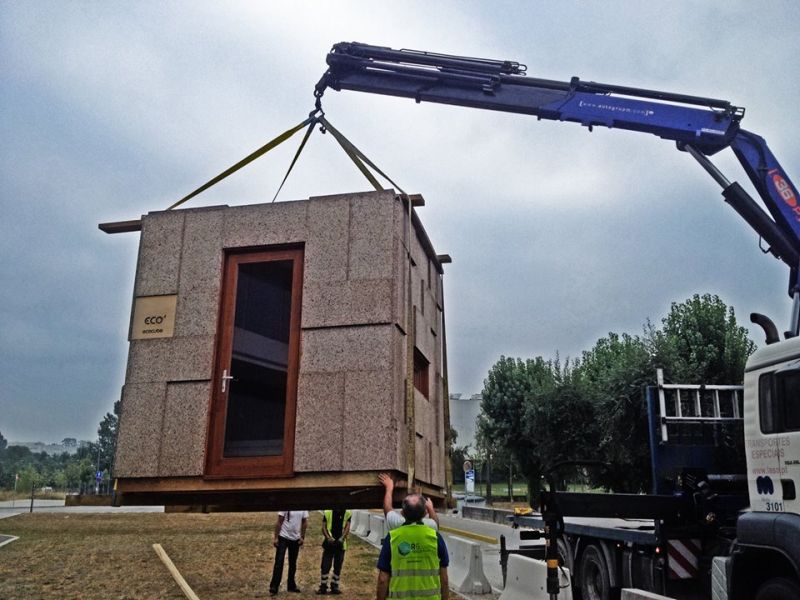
[557,537,578,599]
[755,577,800,600]
[557,537,574,573]
[579,543,612,600]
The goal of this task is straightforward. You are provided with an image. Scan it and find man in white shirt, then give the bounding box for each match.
[269,510,309,595]
[379,473,440,530]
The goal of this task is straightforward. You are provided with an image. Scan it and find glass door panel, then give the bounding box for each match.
[223,260,292,457]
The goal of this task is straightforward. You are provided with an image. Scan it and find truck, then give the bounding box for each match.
[505,362,799,600]
[312,43,800,599]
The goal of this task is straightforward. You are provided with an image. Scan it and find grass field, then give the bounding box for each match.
[0,511,381,599]
[0,490,66,502]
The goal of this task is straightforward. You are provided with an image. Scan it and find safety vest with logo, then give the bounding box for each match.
[388,522,441,599]
[323,509,352,550]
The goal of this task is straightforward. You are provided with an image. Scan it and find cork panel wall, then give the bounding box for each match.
[342,368,400,471]
[299,325,394,373]
[222,200,308,248]
[348,191,395,281]
[432,371,443,446]
[115,382,166,478]
[392,326,409,471]
[431,442,446,487]
[392,234,409,334]
[125,336,215,384]
[305,194,349,283]
[134,211,185,297]
[414,309,437,368]
[301,278,394,329]
[159,381,211,476]
[413,390,438,443]
[414,435,431,484]
[175,208,225,337]
[293,371,345,472]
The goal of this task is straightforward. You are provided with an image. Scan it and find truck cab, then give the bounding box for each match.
[730,337,800,599]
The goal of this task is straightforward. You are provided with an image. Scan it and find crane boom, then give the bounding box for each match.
[315,42,800,329]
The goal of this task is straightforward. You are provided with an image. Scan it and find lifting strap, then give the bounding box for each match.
[318,116,406,195]
[166,117,313,210]
[271,119,316,203]
[165,113,405,210]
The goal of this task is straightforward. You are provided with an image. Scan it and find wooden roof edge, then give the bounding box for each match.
[436,254,453,264]
[98,219,142,234]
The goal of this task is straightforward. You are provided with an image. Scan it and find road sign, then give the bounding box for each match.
[96,471,103,481]
[465,468,475,494]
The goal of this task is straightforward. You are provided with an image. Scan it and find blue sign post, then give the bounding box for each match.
[465,469,475,494]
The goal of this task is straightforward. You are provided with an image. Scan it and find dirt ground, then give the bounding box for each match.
[0,511,381,599]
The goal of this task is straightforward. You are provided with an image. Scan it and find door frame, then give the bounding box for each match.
[205,245,304,479]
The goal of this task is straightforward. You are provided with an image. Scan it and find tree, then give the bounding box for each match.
[0,430,7,451]
[576,332,655,492]
[478,355,601,505]
[448,426,470,485]
[17,465,40,495]
[651,293,755,384]
[526,358,600,491]
[96,400,120,474]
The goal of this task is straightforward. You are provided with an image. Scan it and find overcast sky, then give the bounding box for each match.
[2,1,799,442]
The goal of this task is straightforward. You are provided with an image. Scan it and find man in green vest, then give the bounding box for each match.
[316,509,351,595]
[376,494,450,600]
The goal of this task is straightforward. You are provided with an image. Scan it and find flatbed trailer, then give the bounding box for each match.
[510,510,720,599]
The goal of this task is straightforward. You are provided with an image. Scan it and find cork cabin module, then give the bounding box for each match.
[102,190,451,509]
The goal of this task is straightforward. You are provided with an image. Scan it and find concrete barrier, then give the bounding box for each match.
[350,510,365,536]
[367,514,386,546]
[353,510,370,537]
[446,535,492,594]
[621,590,672,600]
[499,555,572,600]
[462,505,514,525]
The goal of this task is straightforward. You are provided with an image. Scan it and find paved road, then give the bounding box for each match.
[439,511,542,597]
[0,499,164,518]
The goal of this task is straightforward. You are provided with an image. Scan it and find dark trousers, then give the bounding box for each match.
[321,545,345,577]
[270,536,301,591]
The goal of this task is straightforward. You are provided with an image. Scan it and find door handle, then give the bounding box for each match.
[221,369,235,393]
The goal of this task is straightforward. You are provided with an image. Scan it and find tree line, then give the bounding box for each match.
[474,293,755,503]
[0,401,119,495]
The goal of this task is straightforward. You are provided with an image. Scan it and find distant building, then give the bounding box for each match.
[448,393,483,451]
[9,441,84,456]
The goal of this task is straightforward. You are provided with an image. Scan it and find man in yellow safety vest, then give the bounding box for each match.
[316,509,351,595]
[376,494,449,600]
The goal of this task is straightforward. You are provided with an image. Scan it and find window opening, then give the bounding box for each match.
[413,347,429,399]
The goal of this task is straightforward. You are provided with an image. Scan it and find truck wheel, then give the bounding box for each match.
[579,544,611,600]
[755,577,800,600]
[557,537,578,598]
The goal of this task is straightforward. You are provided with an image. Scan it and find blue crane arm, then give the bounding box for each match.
[316,42,800,285]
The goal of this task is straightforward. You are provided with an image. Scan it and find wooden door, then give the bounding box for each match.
[206,247,303,478]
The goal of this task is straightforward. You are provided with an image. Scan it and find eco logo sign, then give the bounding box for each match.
[131,295,177,340]
[398,541,413,556]
[756,475,775,495]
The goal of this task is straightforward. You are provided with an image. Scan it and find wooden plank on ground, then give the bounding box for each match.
[152,543,200,600]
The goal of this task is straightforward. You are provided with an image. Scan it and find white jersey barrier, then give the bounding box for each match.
[499,555,573,600]
[446,535,492,595]
[352,510,369,536]
[367,514,386,546]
